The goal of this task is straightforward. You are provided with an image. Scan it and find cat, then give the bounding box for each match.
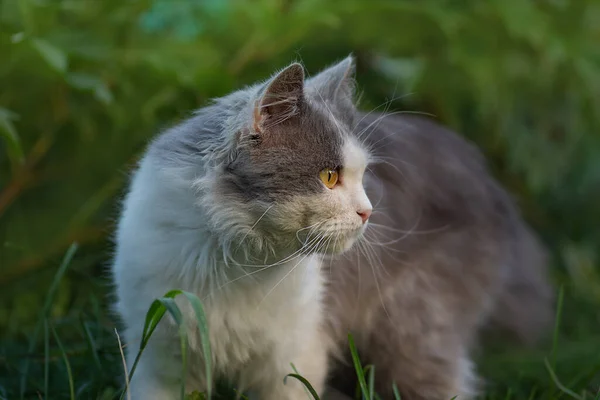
[324,111,554,397]
[111,55,553,400]
[111,57,371,399]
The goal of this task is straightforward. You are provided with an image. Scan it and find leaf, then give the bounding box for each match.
[44,319,49,399]
[545,358,585,400]
[124,290,212,400]
[31,38,68,73]
[66,73,113,105]
[81,319,103,373]
[51,324,75,400]
[392,383,401,400]
[367,365,375,400]
[283,374,321,400]
[180,291,213,396]
[348,334,370,400]
[184,392,206,400]
[0,107,24,169]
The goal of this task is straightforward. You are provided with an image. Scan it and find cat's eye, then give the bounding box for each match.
[319,168,339,189]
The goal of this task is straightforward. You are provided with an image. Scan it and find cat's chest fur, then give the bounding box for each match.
[199,254,325,370]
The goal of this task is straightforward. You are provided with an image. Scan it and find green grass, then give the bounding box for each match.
[1,244,599,399]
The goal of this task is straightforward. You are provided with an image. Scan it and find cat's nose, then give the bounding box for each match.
[357,209,372,224]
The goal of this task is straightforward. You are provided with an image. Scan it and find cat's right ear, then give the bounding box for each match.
[253,63,305,133]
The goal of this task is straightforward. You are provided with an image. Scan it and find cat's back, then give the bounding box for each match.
[359,112,519,246]
[326,111,553,345]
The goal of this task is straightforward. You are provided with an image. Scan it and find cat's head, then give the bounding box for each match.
[179,57,372,257]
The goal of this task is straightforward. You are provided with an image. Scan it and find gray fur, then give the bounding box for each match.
[150,60,353,203]
[325,112,554,399]
[141,56,552,398]
[144,58,359,270]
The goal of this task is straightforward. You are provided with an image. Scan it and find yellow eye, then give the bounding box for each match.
[319,168,339,189]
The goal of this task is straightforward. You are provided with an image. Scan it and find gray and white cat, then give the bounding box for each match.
[112,57,370,399]
[111,56,553,400]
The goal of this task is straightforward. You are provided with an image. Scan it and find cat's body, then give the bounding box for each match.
[111,57,552,400]
[325,113,553,399]
[112,58,369,399]
[112,154,329,399]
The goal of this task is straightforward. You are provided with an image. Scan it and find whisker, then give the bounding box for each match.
[257,233,327,306]
[235,204,275,251]
[367,221,449,236]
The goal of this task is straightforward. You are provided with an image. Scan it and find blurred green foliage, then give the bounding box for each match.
[1,0,599,398]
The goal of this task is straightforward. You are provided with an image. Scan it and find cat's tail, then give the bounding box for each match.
[487,225,555,345]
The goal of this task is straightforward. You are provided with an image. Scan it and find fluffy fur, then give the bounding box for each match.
[111,56,553,400]
[111,57,372,399]
[324,113,554,399]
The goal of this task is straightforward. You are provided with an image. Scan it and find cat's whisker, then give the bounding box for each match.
[296,218,330,244]
[359,237,396,329]
[214,233,326,293]
[364,215,425,247]
[327,231,341,274]
[234,230,324,270]
[354,79,400,141]
[235,204,275,252]
[367,221,449,236]
[361,232,392,280]
[257,232,327,307]
[371,155,418,172]
[352,92,416,140]
[354,109,406,143]
[314,89,346,135]
[369,159,410,184]
[231,220,329,271]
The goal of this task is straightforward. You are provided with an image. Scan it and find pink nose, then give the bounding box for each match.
[357,209,372,224]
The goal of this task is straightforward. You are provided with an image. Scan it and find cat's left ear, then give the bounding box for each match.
[306,55,356,104]
[253,63,305,133]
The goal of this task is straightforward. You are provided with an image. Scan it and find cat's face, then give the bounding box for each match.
[218,57,373,256]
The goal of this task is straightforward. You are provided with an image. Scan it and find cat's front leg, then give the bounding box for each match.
[366,318,477,400]
[125,334,189,400]
[364,290,480,400]
[250,331,329,400]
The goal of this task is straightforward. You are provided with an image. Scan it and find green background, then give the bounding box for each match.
[1,0,599,398]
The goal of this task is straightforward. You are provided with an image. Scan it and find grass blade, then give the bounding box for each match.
[43,319,49,399]
[284,374,320,400]
[115,328,130,400]
[526,387,538,400]
[125,299,168,383]
[19,243,78,399]
[50,324,75,400]
[157,297,188,400]
[81,319,103,373]
[181,291,212,397]
[552,285,565,368]
[392,383,401,400]
[367,365,375,400]
[544,357,584,400]
[290,363,311,399]
[0,107,24,170]
[348,333,370,400]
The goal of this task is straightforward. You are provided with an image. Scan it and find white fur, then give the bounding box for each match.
[111,126,371,399]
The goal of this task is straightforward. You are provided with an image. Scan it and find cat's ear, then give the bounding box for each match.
[253,63,305,132]
[306,55,356,104]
